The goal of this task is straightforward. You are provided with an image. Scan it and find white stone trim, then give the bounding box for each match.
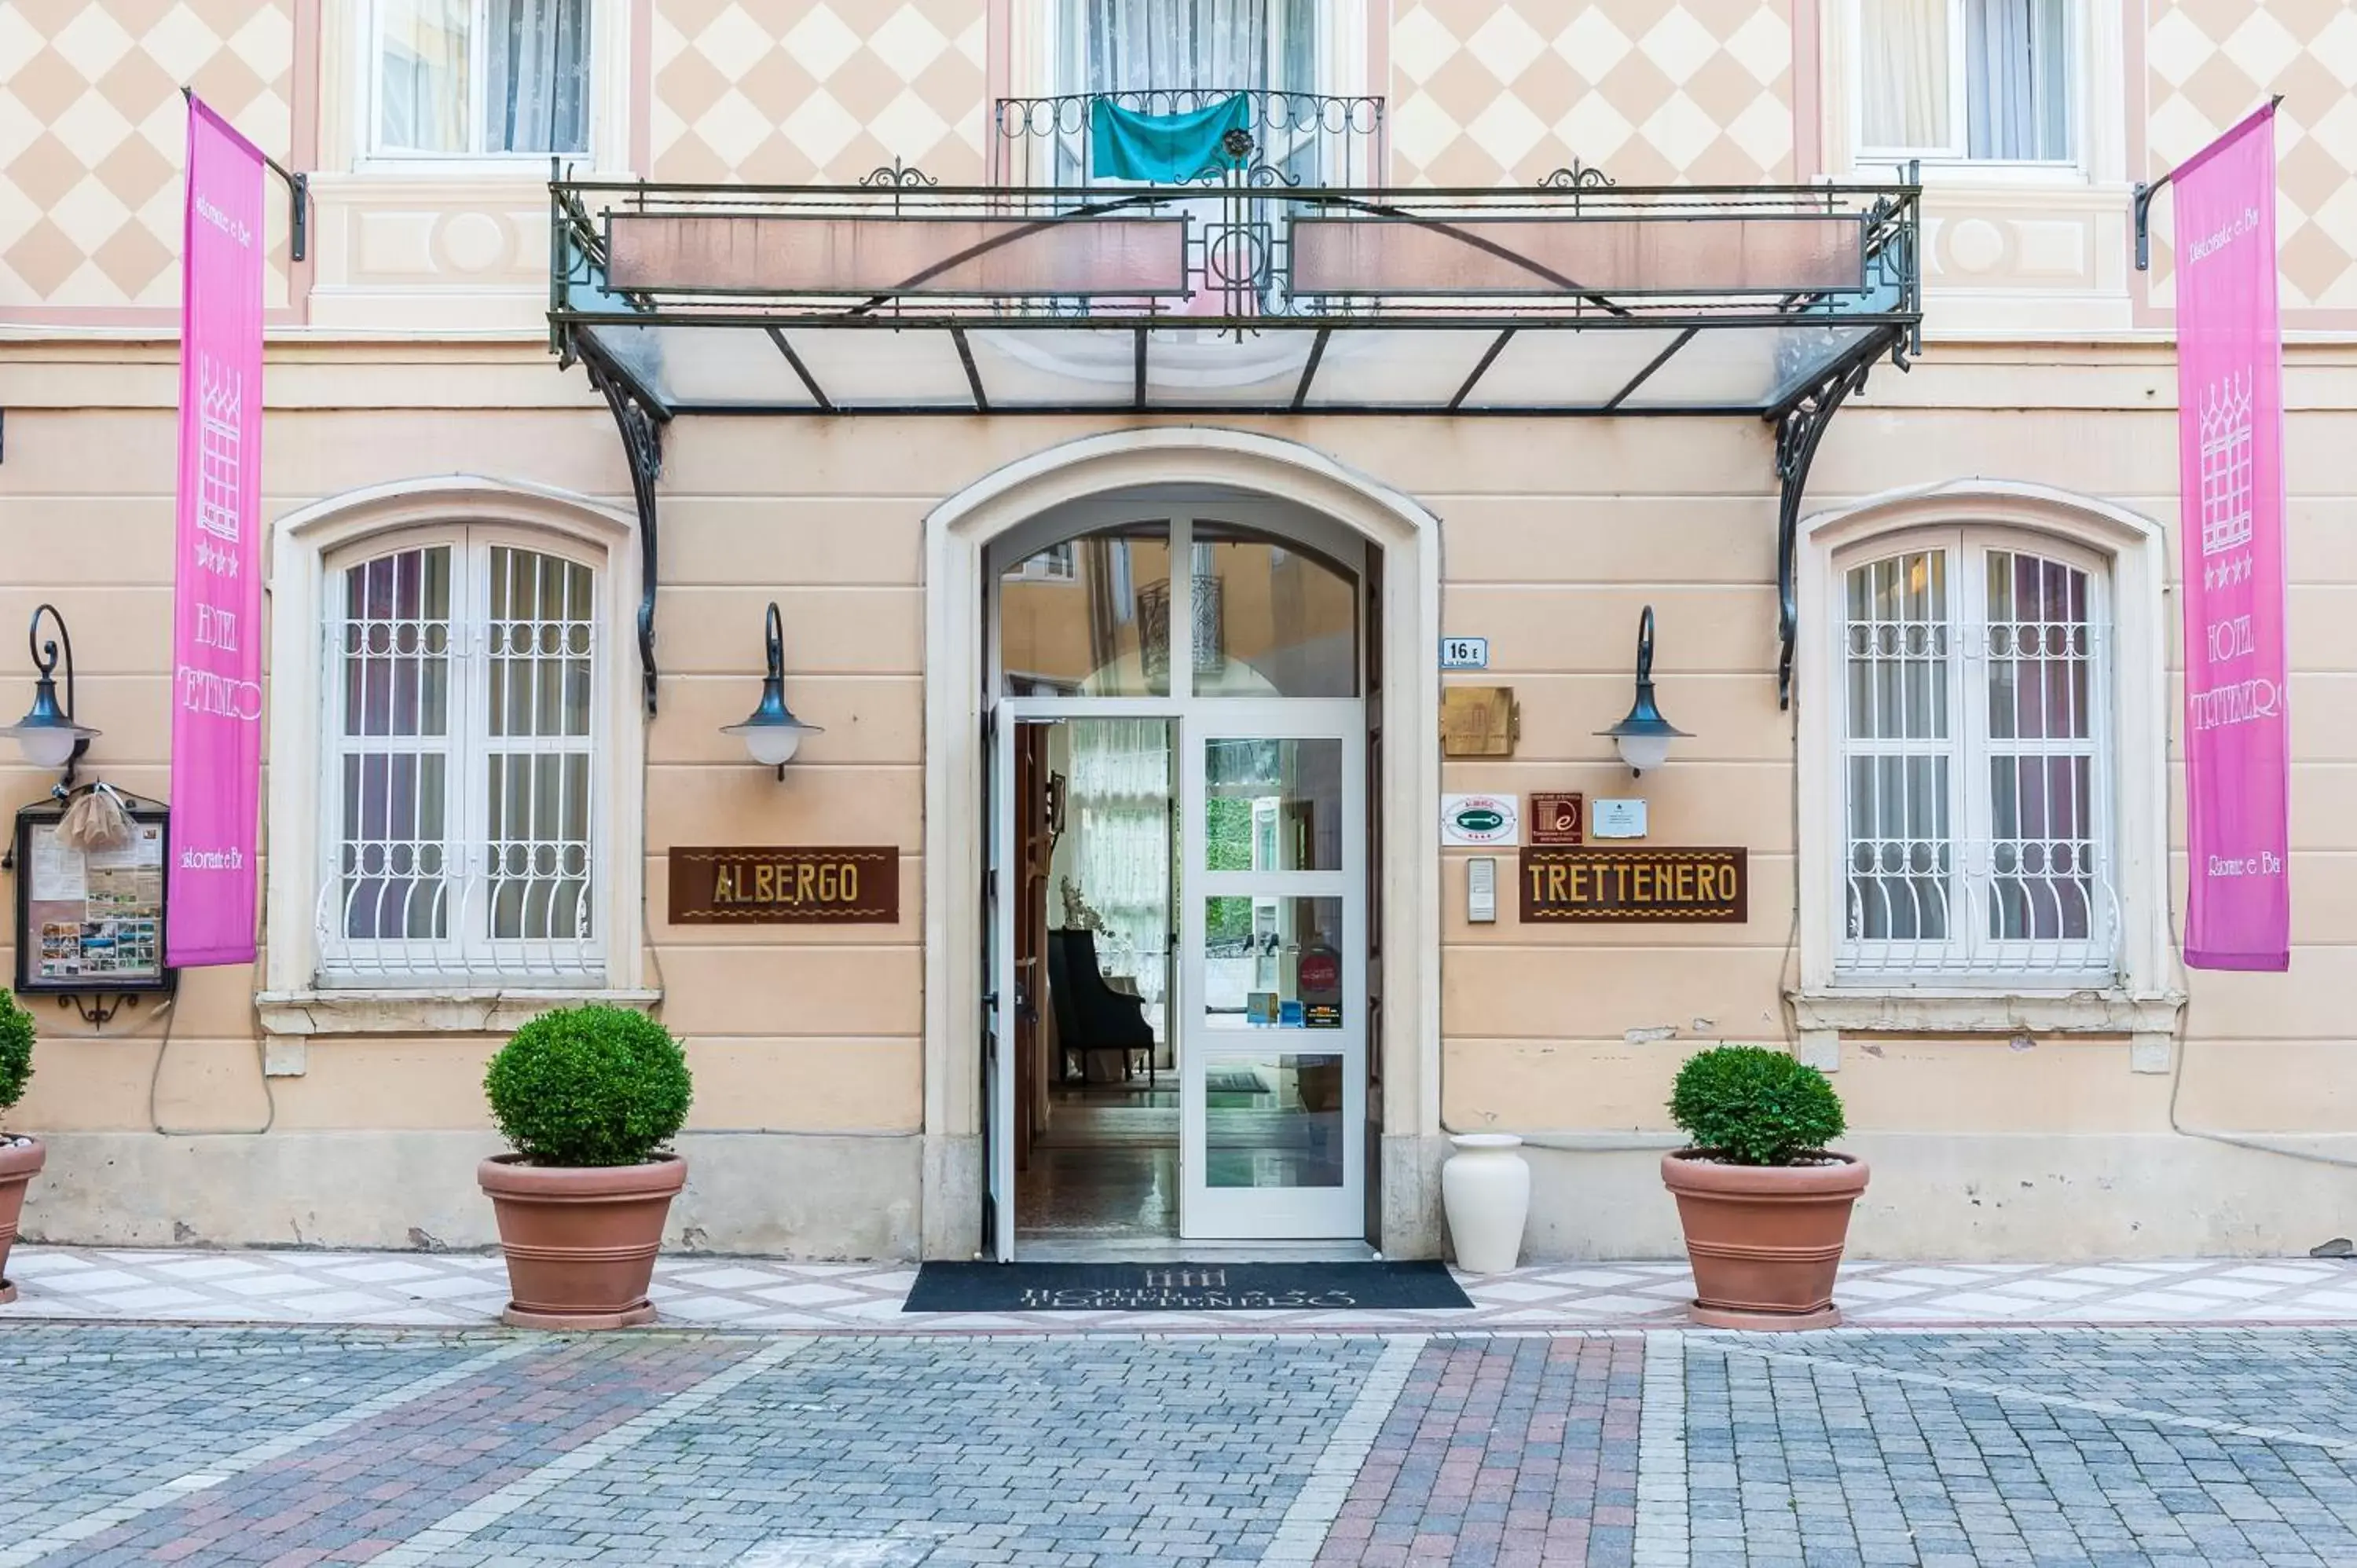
[1791,479,2181,1067]
[919,428,1445,1257]
[262,476,650,1036]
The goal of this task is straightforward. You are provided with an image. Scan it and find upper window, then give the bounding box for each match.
[1857,0,2075,165]
[1835,530,2113,982]
[374,0,591,157]
[320,532,601,984]
[1056,0,1319,97]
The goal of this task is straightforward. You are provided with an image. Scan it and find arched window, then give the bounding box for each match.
[1793,482,2179,1059]
[320,529,602,981]
[1834,528,2112,980]
[261,480,648,1035]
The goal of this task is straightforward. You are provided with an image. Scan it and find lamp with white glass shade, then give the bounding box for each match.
[0,605,99,788]
[1596,605,1688,775]
[720,602,823,778]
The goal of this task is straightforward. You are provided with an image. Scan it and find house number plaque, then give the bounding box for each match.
[1519,847,1747,924]
[668,846,900,924]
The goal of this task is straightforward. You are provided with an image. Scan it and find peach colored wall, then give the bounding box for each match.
[4,345,2357,1256]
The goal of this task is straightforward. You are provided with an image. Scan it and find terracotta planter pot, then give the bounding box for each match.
[0,1137,45,1306]
[478,1153,685,1329]
[1661,1150,1868,1330]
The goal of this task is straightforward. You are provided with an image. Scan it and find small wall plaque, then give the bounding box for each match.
[1440,636,1489,669]
[1528,792,1584,844]
[1591,798,1648,838]
[1442,793,1520,847]
[1441,686,1518,757]
[1520,847,1747,924]
[669,846,900,924]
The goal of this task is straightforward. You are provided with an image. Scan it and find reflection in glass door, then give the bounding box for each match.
[1179,702,1365,1240]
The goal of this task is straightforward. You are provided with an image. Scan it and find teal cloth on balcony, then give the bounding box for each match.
[1088,95,1252,182]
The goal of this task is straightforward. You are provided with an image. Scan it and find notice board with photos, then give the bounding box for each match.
[13,795,174,996]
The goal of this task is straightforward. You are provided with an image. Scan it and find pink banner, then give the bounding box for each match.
[167,97,267,968]
[2175,104,2290,970]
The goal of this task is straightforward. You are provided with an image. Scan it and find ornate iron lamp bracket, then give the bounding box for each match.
[1772,355,1875,711]
[581,349,669,716]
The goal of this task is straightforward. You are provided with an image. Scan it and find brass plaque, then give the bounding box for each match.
[1519,847,1747,924]
[1441,686,1518,757]
[668,846,900,925]
[1528,792,1584,844]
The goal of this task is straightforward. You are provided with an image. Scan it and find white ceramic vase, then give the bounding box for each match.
[1442,1132,1530,1274]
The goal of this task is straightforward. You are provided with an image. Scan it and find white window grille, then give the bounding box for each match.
[1838,533,2116,981]
[372,0,591,157]
[317,534,602,985]
[1856,0,2077,165]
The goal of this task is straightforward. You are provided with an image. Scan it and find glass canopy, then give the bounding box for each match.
[550,177,1921,419]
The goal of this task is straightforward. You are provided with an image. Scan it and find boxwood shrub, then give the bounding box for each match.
[1668,1044,1845,1167]
[0,988,32,1120]
[485,1004,691,1167]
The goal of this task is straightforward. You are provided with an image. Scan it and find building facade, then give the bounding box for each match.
[3,0,2355,1262]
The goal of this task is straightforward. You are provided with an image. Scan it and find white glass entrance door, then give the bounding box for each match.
[1178,701,1366,1240]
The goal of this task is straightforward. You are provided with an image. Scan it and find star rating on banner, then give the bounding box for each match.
[194,539,241,577]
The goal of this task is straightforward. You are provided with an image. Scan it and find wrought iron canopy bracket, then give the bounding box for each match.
[1772,353,1878,711]
[580,343,669,716]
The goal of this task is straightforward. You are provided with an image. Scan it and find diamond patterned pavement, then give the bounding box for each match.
[1390,0,1797,186]
[9,1247,2357,1334]
[2143,0,2357,314]
[0,0,295,314]
[649,0,988,185]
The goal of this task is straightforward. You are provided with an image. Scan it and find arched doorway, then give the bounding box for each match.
[920,430,1444,1262]
[989,499,1372,1256]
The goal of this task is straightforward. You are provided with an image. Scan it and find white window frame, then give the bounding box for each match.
[1830,525,2115,983]
[1845,0,2088,181]
[318,526,604,984]
[356,0,627,174]
[260,478,651,1038]
[1792,481,2181,1064]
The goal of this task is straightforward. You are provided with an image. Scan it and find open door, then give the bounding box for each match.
[983,705,1016,1260]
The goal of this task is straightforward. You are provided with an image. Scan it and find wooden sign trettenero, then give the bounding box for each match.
[669,847,899,925]
[1519,847,1747,924]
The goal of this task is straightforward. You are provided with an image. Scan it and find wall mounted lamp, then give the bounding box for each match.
[0,604,100,790]
[1596,605,1688,775]
[720,602,823,779]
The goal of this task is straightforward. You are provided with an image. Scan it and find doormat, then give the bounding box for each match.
[904,1259,1472,1313]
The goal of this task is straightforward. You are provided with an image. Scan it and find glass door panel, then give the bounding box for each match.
[1179,700,1365,1240]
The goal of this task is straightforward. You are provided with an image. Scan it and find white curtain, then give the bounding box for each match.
[488,0,592,154]
[1967,0,2069,160]
[1065,720,1171,1011]
[1859,0,1950,151]
[378,0,471,152]
[1075,0,1269,93]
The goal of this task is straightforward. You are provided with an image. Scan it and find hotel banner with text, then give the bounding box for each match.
[2174,103,2290,971]
[167,97,266,968]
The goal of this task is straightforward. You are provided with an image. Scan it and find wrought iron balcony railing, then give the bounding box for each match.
[992,89,1386,190]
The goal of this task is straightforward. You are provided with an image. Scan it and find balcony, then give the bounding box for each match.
[991,89,1386,190]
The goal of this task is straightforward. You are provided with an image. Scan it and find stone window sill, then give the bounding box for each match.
[256,988,662,1041]
[1787,988,2187,1074]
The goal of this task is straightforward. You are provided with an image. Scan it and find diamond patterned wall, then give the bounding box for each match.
[1390,0,1798,186]
[0,0,295,313]
[651,0,988,184]
[2144,0,2357,314]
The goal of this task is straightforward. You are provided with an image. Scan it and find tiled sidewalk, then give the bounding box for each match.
[6,1246,2357,1333]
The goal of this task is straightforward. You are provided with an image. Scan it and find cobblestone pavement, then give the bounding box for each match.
[7,1325,2357,1566]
